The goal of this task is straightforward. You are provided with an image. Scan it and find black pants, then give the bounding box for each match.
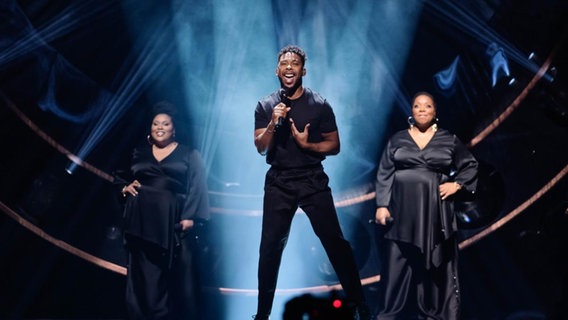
[125,234,201,320]
[377,239,460,320]
[256,166,365,317]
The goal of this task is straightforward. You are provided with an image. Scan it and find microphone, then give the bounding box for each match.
[277,88,290,128]
[368,216,394,226]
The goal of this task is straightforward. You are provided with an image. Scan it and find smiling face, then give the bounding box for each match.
[276,51,306,95]
[150,113,175,146]
[412,94,437,129]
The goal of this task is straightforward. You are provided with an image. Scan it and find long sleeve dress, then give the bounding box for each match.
[122,143,209,319]
[375,128,477,319]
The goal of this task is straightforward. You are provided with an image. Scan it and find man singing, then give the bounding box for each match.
[252,45,370,320]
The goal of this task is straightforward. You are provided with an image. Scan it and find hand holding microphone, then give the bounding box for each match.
[276,88,291,128]
[372,207,394,226]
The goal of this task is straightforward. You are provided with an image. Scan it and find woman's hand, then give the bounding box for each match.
[439,182,461,200]
[179,219,194,231]
[122,180,141,197]
[375,207,392,225]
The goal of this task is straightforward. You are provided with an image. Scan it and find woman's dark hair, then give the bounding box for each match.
[412,91,436,108]
[151,101,178,127]
[277,45,307,66]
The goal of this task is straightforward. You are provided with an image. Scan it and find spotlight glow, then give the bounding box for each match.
[425,1,554,82]
[167,0,422,317]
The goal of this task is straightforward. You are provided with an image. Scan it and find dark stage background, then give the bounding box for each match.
[1,0,567,319]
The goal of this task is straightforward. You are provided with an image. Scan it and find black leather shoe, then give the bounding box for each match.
[252,314,269,320]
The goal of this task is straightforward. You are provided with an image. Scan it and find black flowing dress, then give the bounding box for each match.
[375,128,477,319]
[122,143,209,319]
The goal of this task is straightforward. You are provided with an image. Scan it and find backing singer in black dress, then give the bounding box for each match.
[120,103,210,319]
[374,92,478,320]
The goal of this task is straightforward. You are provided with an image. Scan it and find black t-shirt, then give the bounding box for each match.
[254,88,338,168]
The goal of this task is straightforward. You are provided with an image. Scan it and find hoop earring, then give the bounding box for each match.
[147,134,154,145]
[407,116,415,129]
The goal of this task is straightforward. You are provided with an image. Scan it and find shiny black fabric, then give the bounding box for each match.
[122,144,210,320]
[123,144,210,252]
[375,128,477,320]
[377,239,460,320]
[375,129,477,268]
